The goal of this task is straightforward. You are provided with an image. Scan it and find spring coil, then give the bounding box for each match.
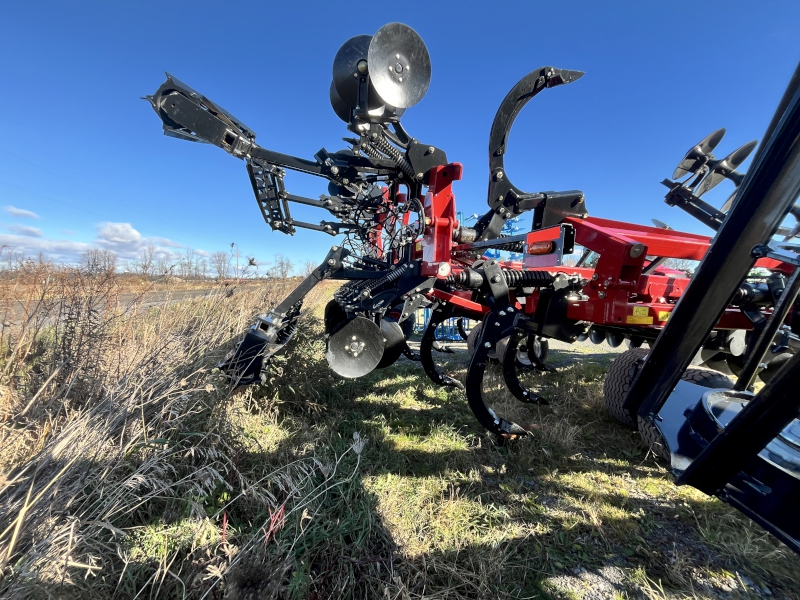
[446,268,554,289]
[277,302,302,344]
[337,264,409,305]
[502,269,554,287]
[369,136,416,179]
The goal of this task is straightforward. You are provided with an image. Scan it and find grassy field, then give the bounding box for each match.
[0,274,797,599]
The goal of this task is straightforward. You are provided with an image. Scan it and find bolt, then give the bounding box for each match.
[352,336,357,341]
[491,275,501,283]
[398,76,403,82]
[416,172,424,180]
[499,310,506,316]
[494,419,500,425]
[362,290,370,297]
[428,146,435,153]
[328,259,336,266]
[496,170,504,180]
[494,321,500,326]
[371,132,378,139]
[592,273,598,280]
[598,291,606,299]
[395,53,400,59]
[330,166,339,175]
[508,307,514,313]
[484,342,492,348]
[342,178,349,184]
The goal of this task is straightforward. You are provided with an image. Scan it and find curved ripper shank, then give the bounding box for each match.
[420,304,465,390]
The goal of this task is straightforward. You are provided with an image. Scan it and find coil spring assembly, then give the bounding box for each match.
[446,268,554,289]
[502,269,554,287]
[276,302,303,344]
[335,264,409,306]
[368,136,416,179]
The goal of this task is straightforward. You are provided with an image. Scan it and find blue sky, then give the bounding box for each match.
[1,1,798,272]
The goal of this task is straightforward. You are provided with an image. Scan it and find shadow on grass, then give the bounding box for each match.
[218,338,799,600]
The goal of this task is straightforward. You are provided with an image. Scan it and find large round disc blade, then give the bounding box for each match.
[326,316,384,378]
[376,318,405,369]
[329,80,351,122]
[333,34,378,109]
[368,23,431,108]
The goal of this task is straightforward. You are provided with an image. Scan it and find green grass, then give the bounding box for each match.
[202,318,798,599]
[1,284,797,599]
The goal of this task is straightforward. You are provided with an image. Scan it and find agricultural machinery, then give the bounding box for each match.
[147,23,800,553]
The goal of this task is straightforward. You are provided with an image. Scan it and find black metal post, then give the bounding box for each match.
[624,61,800,423]
[677,350,800,493]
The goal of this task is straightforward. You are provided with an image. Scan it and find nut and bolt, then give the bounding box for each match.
[498,310,506,316]
[592,273,598,280]
[428,146,435,153]
[598,291,606,299]
[491,275,501,283]
[416,172,424,180]
[330,166,339,175]
[328,259,337,266]
[507,307,514,313]
[484,342,492,348]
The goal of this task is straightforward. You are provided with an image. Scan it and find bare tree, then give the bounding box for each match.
[663,258,697,276]
[277,254,294,279]
[303,259,316,277]
[194,258,208,279]
[211,251,229,281]
[155,253,174,276]
[82,248,116,275]
[137,244,156,278]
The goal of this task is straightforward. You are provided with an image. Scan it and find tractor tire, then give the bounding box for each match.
[604,348,649,428]
[637,367,734,461]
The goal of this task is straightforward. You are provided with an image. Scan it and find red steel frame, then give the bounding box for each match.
[413,167,787,334]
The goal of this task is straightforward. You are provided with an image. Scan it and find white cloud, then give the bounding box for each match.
[94,222,184,260]
[8,224,42,238]
[0,222,187,266]
[4,206,41,219]
[0,234,89,264]
[61,229,77,235]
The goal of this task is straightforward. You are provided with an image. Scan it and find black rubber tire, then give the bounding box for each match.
[637,367,734,460]
[604,348,650,427]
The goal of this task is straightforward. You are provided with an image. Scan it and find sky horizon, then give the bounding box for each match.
[2,1,799,274]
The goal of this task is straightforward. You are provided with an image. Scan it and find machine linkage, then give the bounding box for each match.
[148,22,800,555]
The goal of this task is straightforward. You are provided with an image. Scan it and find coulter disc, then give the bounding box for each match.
[326,316,384,378]
[368,22,431,108]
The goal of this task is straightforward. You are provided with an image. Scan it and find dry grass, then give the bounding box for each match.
[0,260,797,599]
